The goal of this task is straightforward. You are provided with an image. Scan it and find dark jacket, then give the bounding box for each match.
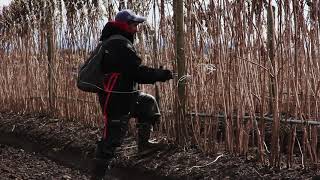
[98,21,170,117]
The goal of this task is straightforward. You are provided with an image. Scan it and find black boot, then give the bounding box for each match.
[91,140,114,180]
[137,123,163,154]
[90,158,108,180]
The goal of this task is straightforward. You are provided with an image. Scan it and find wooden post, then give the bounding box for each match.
[267,3,275,113]
[47,17,55,116]
[267,2,280,167]
[174,0,187,144]
[152,0,161,106]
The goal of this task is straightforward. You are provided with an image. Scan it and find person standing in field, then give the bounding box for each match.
[91,9,173,180]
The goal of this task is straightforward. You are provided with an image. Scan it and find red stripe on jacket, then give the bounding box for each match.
[103,73,120,139]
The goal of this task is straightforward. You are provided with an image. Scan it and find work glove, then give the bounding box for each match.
[155,69,173,82]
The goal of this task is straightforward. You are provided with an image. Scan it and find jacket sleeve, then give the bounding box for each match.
[108,39,161,84]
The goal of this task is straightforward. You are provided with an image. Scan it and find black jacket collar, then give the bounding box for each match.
[99,21,134,43]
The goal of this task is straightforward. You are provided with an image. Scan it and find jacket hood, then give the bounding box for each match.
[99,21,134,43]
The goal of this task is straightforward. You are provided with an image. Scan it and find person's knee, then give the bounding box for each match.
[134,92,161,121]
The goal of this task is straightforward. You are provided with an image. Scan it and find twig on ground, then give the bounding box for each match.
[120,145,137,151]
[264,142,270,154]
[188,154,224,171]
[253,168,263,178]
[11,125,15,132]
[39,119,59,128]
[296,137,304,168]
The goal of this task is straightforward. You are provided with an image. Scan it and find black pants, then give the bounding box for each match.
[95,91,160,159]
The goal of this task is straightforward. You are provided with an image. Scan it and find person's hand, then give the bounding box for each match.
[156,69,173,82]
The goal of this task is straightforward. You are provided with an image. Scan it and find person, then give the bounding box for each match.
[91,9,173,179]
